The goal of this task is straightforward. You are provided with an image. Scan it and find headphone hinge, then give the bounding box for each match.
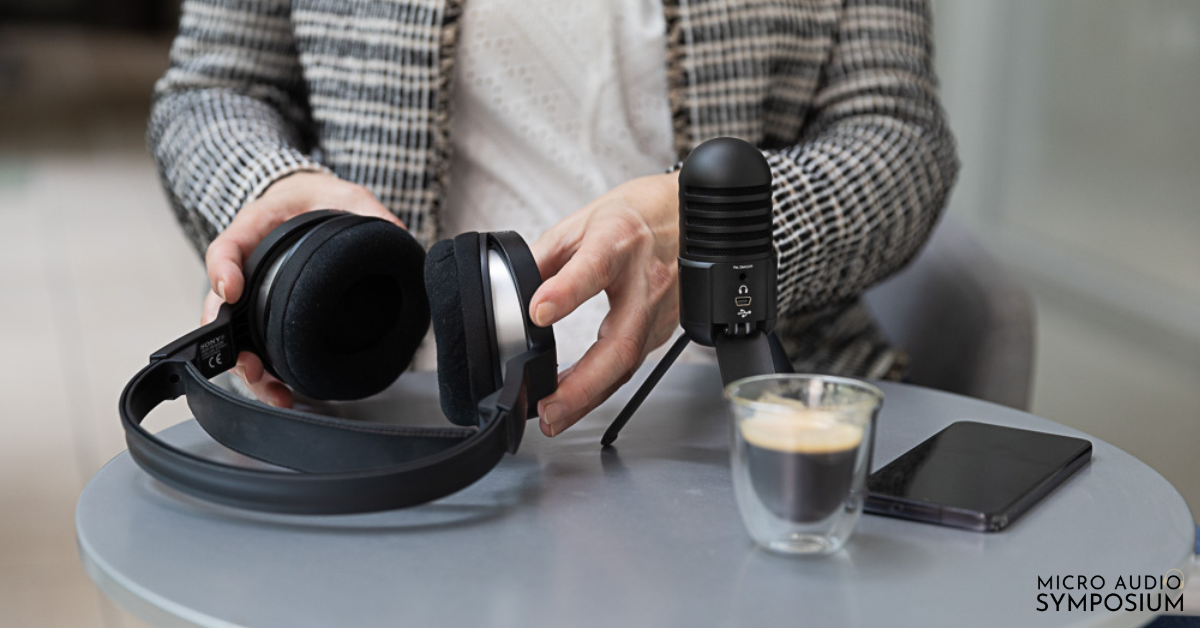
[149,303,242,379]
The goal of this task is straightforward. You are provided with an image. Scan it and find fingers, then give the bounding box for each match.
[538,336,641,436]
[537,296,651,436]
[530,205,679,435]
[529,221,640,327]
[201,290,223,325]
[207,281,294,407]
[539,377,625,438]
[337,190,407,227]
[237,351,265,385]
[360,203,406,228]
[204,176,404,307]
[205,236,248,305]
[537,282,682,437]
[204,203,284,306]
[234,352,293,408]
[251,377,294,409]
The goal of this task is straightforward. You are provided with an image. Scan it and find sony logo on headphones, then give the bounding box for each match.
[200,336,226,353]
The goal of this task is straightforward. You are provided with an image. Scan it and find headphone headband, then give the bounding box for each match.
[120,320,554,514]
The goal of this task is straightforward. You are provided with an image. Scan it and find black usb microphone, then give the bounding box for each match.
[677,137,777,378]
[602,137,790,447]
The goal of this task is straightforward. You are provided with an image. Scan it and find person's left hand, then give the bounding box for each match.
[529,172,680,437]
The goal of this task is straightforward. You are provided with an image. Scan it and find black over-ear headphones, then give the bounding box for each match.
[120,210,557,514]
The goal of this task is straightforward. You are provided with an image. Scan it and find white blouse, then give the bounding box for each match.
[414,0,714,372]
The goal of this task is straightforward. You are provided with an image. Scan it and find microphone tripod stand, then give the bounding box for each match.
[601,329,792,447]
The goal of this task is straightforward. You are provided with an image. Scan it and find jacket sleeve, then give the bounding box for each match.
[147,0,329,256]
[766,0,958,315]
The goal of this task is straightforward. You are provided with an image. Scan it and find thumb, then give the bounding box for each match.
[201,289,223,325]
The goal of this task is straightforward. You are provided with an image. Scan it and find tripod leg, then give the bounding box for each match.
[767,331,794,374]
[601,334,690,447]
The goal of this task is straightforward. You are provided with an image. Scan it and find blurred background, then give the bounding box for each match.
[0,0,1196,626]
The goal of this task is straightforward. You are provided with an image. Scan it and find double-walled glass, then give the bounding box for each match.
[725,375,882,555]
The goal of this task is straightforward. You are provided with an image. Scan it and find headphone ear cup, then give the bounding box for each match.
[425,232,499,427]
[263,217,430,400]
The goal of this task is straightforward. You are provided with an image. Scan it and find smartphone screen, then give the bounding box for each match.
[865,421,1092,532]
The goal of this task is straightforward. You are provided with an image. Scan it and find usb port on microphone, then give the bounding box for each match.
[734,296,752,307]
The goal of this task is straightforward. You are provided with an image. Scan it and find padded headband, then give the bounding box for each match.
[121,335,552,513]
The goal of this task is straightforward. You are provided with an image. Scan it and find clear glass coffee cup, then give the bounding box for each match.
[725,375,882,556]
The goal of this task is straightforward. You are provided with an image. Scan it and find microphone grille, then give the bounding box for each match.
[680,183,773,260]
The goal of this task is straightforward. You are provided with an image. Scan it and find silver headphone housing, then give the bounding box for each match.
[487,249,529,381]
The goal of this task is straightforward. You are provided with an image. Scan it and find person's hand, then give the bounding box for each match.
[200,171,404,407]
[529,172,680,437]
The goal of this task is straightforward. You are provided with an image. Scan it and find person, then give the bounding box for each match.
[148,0,958,438]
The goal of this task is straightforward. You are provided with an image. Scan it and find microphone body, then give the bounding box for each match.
[600,137,788,446]
[677,137,777,347]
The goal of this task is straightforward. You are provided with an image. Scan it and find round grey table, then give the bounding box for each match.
[77,364,1195,628]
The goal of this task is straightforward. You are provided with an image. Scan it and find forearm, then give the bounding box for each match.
[767,0,959,315]
[149,90,327,255]
[147,0,326,256]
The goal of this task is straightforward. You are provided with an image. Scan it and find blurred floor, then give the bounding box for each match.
[0,26,190,628]
[0,23,1196,628]
[0,151,199,628]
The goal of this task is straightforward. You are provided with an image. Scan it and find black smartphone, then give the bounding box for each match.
[865,421,1092,532]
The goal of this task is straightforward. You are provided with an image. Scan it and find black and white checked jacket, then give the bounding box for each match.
[148,0,959,379]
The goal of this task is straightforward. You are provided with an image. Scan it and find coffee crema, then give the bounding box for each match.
[740,410,864,523]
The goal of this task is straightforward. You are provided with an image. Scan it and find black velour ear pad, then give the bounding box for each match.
[424,232,499,427]
[264,217,430,401]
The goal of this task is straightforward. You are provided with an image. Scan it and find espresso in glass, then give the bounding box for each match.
[726,376,881,556]
[742,412,864,523]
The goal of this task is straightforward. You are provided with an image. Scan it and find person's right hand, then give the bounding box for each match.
[200,171,405,407]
